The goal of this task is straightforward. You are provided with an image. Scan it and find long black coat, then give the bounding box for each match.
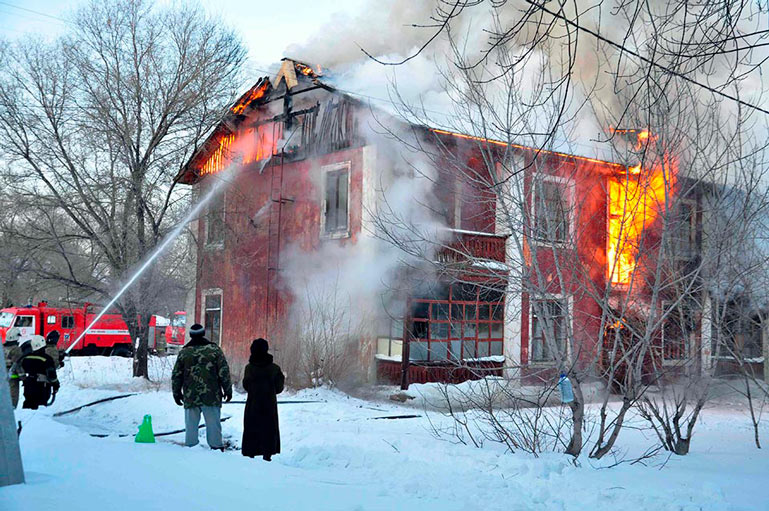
[241,354,285,457]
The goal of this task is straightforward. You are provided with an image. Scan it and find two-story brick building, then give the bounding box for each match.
[177,59,755,387]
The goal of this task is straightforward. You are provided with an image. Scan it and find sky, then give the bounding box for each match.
[0,0,364,72]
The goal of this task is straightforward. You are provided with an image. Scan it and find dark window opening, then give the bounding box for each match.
[323,167,349,235]
[533,179,569,243]
[61,316,75,329]
[530,298,568,362]
[206,194,225,246]
[204,294,222,345]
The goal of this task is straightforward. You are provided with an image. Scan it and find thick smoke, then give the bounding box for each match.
[287,0,769,164]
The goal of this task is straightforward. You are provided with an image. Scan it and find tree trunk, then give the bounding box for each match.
[565,380,584,456]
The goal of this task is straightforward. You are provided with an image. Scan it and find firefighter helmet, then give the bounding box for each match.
[20,335,46,353]
[5,327,21,344]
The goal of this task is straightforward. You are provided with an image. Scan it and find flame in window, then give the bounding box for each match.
[607,131,675,285]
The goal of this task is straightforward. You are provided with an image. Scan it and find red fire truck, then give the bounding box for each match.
[164,311,186,352]
[0,302,163,356]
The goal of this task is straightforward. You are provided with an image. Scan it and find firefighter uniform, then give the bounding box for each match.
[45,330,63,368]
[4,339,22,408]
[13,335,59,410]
[4,327,23,408]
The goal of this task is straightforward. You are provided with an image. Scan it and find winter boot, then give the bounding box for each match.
[135,414,156,443]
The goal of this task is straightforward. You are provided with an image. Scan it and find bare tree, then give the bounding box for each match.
[0,0,245,377]
[361,0,769,460]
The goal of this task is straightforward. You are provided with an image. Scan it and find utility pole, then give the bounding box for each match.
[0,342,24,486]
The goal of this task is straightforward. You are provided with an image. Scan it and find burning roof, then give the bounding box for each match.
[175,58,627,186]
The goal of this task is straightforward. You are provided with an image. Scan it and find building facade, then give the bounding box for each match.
[178,59,765,387]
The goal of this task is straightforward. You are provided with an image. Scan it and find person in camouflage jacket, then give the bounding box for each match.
[171,324,232,449]
[4,328,22,408]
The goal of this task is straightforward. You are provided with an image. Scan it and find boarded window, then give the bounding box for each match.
[323,167,349,235]
[533,179,569,243]
[206,194,225,246]
[204,294,222,345]
[530,298,568,362]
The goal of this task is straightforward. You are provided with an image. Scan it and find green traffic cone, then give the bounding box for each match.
[135,414,156,443]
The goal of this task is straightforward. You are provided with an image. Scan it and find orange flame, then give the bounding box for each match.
[199,122,282,177]
[232,81,269,115]
[607,132,675,285]
[200,134,234,177]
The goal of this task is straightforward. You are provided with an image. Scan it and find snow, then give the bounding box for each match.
[472,260,510,272]
[2,356,768,510]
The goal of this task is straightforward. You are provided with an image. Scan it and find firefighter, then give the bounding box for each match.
[4,327,22,408]
[45,330,64,368]
[11,335,60,410]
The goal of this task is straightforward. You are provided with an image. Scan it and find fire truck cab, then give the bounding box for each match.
[165,311,186,352]
[0,302,133,356]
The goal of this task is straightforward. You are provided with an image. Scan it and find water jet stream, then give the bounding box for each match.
[64,163,252,354]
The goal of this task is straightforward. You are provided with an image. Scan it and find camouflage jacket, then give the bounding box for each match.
[4,343,21,371]
[171,338,232,408]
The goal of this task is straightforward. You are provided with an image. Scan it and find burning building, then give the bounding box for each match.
[177,59,765,387]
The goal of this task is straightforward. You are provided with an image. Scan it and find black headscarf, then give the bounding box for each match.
[249,338,271,365]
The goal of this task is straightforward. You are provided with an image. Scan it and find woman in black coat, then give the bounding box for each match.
[242,338,285,460]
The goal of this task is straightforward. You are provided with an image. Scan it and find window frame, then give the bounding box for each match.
[320,162,352,240]
[203,190,226,250]
[660,301,691,363]
[671,198,697,261]
[408,283,505,363]
[46,315,57,325]
[528,295,571,365]
[61,316,75,329]
[200,288,223,346]
[529,173,574,246]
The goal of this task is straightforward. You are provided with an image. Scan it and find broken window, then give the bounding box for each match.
[203,293,222,345]
[205,193,225,247]
[530,298,568,362]
[533,177,570,243]
[323,164,350,236]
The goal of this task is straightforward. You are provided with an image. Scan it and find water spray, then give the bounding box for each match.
[63,163,254,354]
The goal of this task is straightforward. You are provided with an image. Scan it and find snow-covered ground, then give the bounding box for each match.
[1,356,768,511]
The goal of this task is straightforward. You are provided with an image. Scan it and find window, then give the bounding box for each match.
[14,316,33,328]
[322,163,350,236]
[661,305,690,361]
[376,318,404,359]
[0,312,13,328]
[61,316,75,329]
[672,200,696,259]
[532,177,570,243]
[47,315,57,325]
[205,193,225,247]
[530,298,568,363]
[203,293,222,345]
[171,314,186,327]
[408,283,505,362]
